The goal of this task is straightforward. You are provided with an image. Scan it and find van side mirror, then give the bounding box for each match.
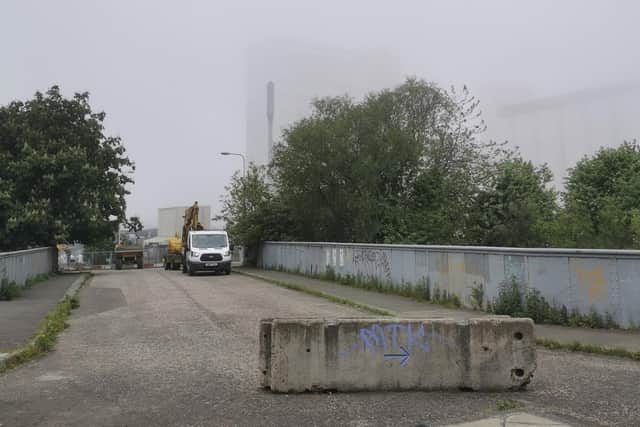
[229,244,235,251]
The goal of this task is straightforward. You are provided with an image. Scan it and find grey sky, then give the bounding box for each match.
[2,0,638,227]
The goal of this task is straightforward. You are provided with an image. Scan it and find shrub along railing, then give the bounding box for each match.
[259,242,640,328]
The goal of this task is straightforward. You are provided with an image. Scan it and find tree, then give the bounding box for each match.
[218,165,295,263]
[223,78,566,249]
[272,96,368,242]
[0,86,134,250]
[271,78,503,244]
[469,156,558,247]
[558,141,640,248]
[126,216,144,233]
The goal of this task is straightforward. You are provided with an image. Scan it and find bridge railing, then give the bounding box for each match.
[259,241,640,328]
[0,247,57,287]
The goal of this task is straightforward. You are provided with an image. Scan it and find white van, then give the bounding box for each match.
[182,230,233,275]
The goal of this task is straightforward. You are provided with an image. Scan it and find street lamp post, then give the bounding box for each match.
[220,152,246,177]
[220,152,247,263]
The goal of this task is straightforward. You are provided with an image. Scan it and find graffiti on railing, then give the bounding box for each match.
[575,265,608,301]
[353,248,392,281]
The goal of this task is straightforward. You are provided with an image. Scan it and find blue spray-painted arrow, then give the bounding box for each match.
[383,345,410,367]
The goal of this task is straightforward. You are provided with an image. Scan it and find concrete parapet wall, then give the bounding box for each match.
[259,242,640,328]
[260,318,536,392]
[0,247,56,287]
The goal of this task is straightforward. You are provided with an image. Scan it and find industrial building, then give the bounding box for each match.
[244,41,639,190]
[138,205,213,266]
[490,81,640,187]
[157,205,212,238]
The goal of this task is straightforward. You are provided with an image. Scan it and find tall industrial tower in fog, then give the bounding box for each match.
[266,81,274,163]
[245,41,403,167]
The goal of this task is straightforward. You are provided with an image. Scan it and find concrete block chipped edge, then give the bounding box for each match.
[259,317,536,393]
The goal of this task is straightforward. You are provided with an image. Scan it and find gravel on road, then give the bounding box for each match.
[1,269,637,427]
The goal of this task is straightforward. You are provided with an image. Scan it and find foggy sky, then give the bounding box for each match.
[2,0,638,228]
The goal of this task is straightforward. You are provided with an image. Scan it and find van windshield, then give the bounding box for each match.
[191,234,227,249]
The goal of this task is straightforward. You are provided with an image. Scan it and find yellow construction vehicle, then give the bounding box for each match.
[163,201,203,271]
[182,201,204,247]
[163,235,183,270]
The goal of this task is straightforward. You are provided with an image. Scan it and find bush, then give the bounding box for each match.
[426,286,461,308]
[0,278,21,300]
[561,305,569,325]
[586,307,605,329]
[278,265,466,309]
[523,288,550,323]
[491,277,524,316]
[25,273,52,288]
[469,282,485,310]
[605,312,618,329]
[325,265,337,281]
[566,307,619,329]
[489,277,620,329]
[70,296,80,309]
[450,293,462,308]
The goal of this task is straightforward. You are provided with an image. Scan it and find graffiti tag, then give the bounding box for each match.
[575,266,608,301]
[353,249,392,281]
[339,323,453,367]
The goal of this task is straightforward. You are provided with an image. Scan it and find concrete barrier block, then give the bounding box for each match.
[260,318,535,392]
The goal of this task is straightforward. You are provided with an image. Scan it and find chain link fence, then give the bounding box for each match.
[144,245,167,267]
[59,246,168,270]
[57,243,243,270]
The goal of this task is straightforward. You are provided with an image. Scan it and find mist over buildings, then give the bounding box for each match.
[1,0,638,226]
[246,41,404,166]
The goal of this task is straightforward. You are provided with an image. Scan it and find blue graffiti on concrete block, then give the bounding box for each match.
[383,345,411,366]
[339,322,453,367]
[359,323,388,352]
[359,323,433,353]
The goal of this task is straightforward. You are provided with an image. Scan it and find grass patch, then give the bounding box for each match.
[275,267,625,330]
[272,265,463,309]
[237,271,394,316]
[0,274,90,374]
[489,277,621,330]
[469,282,485,310]
[0,278,21,300]
[25,273,56,289]
[496,399,523,411]
[0,273,58,301]
[536,337,640,361]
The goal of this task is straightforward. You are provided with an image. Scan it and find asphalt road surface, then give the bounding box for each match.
[1,269,638,426]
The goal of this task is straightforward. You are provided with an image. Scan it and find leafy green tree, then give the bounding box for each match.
[470,156,558,247]
[0,86,134,250]
[558,141,640,248]
[218,165,295,263]
[221,78,565,249]
[126,216,144,233]
[271,78,503,244]
[272,96,371,242]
